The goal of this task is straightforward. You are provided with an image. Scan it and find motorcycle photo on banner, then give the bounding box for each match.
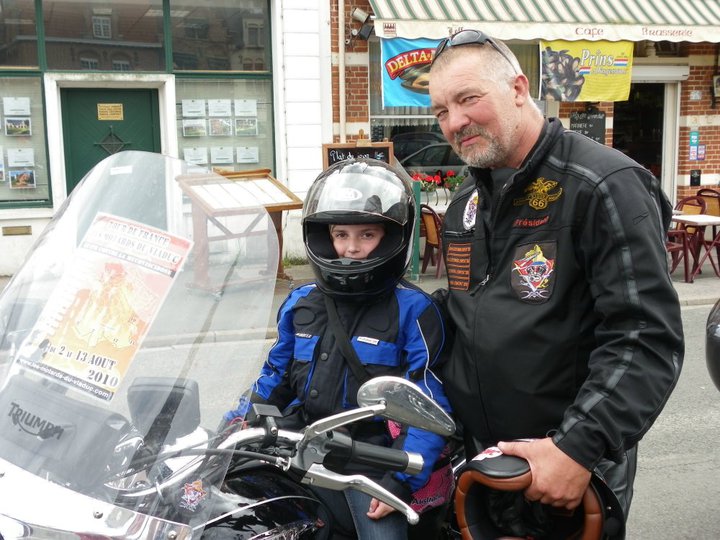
[0,151,456,539]
[540,40,633,102]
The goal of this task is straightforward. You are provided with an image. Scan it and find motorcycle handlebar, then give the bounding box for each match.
[222,426,423,477]
[325,431,423,475]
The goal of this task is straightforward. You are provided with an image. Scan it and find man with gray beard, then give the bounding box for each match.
[428,29,683,531]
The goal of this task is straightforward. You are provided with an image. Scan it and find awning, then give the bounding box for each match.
[369,0,720,43]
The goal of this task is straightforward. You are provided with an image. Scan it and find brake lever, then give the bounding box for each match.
[299,462,420,525]
[299,403,387,447]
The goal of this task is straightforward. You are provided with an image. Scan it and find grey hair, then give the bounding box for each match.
[430,39,520,88]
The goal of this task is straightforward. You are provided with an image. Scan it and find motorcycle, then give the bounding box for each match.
[0,151,455,539]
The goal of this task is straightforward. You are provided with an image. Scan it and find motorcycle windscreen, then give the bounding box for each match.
[0,151,279,537]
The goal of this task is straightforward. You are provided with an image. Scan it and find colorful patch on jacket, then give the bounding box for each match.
[179,479,207,512]
[513,178,562,210]
[511,243,556,303]
[462,190,480,230]
[447,243,472,291]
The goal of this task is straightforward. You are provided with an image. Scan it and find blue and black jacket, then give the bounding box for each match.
[226,279,452,500]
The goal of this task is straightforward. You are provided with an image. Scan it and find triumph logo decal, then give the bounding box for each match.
[8,401,64,440]
[513,178,562,210]
[511,243,557,303]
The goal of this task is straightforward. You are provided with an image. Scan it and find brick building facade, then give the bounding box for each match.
[330,0,720,203]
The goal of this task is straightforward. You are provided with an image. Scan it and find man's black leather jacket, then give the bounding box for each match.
[440,118,684,470]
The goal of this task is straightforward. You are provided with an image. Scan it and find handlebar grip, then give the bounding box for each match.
[350,440,424,475]
[323,431,424,475]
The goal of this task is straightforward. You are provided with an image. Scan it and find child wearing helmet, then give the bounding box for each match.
[224,158,453,538]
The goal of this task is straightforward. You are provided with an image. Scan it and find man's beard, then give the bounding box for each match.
[453,126,509,169]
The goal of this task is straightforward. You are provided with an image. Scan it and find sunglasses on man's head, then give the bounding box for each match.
[432,29,517,73]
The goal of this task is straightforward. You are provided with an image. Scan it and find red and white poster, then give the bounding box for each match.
[16,213,192,401]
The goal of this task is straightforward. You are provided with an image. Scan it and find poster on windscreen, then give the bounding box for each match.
[15,213,192,402]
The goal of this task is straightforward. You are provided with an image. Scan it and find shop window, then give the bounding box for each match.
[43,0,165,71]
[0,77,50,206]
[246,22,264,48]
[92,16,112,39]
[112,59,132,71]
[80,57,99,70]
[184,20,209,40]
[173,52,199,70]
[655,41,681,57]
[175,78,275,174]
[0,0,38,68]
[171,0,269,72]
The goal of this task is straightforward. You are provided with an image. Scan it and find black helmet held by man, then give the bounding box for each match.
[302,158,415,302]
[454,446,625,539]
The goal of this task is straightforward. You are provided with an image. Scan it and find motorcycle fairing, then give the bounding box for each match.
[0,152,279,538]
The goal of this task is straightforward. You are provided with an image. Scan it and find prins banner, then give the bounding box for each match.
[381,37,441,108]
[540,40,633,102]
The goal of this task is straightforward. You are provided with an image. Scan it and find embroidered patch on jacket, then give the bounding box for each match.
[512,215,549,228]
[462,190,480,230]
[295,333,312,339]
[511,243,556,303]
[447,243,472,291]
[513,178,562,210]
[357,336,379,345]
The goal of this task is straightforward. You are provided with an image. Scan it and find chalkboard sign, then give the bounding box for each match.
[322,142,394,169]
[569,111,606,144]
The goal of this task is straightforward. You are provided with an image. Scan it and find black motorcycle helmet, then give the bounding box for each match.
[706,298,720,391]
[302,158,415,301]
[455,447,625,540]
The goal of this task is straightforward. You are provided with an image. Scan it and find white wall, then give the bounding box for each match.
[275,0,333,259]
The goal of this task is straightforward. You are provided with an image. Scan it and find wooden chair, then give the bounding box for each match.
[667,196,706,281]
[697,188,720,260]
[420,204,444,278]
[674,195,706,235]
[697,188,720,217]
[666,228,691,282]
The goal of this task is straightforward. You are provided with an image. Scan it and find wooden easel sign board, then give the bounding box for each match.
[322,142,394,169]
[205,168,303,213]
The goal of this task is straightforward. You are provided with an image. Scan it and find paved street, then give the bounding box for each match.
[627,302,720,539]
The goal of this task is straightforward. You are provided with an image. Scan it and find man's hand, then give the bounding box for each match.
[498,437,591,510]
[367,498,397,519]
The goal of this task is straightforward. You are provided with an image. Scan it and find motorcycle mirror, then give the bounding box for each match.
[357,376,456,436]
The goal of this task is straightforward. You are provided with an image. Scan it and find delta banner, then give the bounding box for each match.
[381,37,441,108]
[540,40,633,102]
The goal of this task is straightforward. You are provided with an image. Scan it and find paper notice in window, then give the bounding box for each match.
[236,146,259,163]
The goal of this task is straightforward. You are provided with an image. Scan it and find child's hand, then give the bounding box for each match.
[366,498,397,519]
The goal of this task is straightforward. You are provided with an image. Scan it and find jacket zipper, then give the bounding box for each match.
[480,175,517,288]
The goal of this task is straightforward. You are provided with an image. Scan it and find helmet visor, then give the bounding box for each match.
[304,162,411,225]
